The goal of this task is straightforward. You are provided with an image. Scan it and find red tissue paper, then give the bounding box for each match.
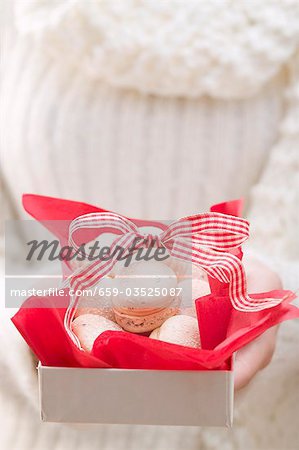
[11,194,299,371]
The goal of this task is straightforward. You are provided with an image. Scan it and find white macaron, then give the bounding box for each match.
[150,315,201,348]
[112,260,178,309]
[71,313,123,352]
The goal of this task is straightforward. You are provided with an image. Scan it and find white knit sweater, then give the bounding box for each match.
[0,1,299,449]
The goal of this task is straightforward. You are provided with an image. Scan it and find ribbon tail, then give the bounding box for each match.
[171,240,285,312]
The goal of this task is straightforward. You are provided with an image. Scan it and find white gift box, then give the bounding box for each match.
[38,360,234,426]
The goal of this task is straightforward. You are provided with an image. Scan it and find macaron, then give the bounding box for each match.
[74,277,115,321]
[113,260,178,307]
[177,278,210,309]
[69,233,116,271]
[179,307,197,318]
[112,260,179,333]
[113,305,178,334]
[149,315,201,348]
[71,314,123,352]
[110,225,166,276]
[74,303,115,322]
[164,257,208,282]
[109,252,140,277]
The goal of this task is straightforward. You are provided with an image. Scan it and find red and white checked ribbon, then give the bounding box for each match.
[64,212,283,347]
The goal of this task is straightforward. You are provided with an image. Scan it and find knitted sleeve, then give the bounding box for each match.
[247,52,299,292]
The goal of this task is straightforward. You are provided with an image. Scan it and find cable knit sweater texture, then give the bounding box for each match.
[0,1,299,450]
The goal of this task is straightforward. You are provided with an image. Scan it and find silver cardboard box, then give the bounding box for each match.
[38,363,234,426]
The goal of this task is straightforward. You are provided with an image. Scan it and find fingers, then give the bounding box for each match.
[233,257,281,390]
[234,327,278,391]
[243,256,282,293]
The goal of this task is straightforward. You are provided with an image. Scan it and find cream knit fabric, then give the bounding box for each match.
[0,1,299,450]
[14,0,299,98]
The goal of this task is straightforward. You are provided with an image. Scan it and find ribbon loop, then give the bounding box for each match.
[64,210,284,347]
[142,233,163,248]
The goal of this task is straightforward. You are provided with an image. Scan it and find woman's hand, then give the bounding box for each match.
[234,326,278,390]
[234,256,282,391]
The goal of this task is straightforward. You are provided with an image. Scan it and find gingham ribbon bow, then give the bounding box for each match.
[64,212,283,345]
